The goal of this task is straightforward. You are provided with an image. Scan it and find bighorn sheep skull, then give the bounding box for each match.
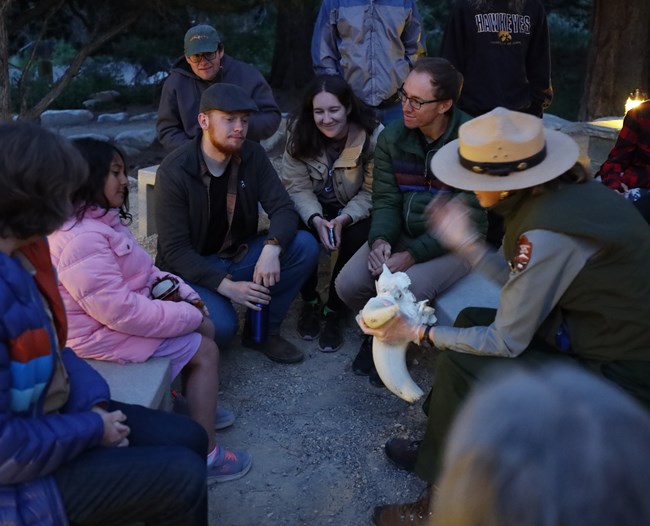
[361,265,437,402]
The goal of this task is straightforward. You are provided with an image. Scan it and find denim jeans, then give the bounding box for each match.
[55,401,208,526]
[189,231,320,347]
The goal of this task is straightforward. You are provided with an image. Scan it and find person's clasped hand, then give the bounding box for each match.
[368,239,392,277]
[93,406,130,447]
[426,194,481,252]
[356,313,423,345]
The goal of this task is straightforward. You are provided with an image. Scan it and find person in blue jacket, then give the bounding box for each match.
[0,121,208,526]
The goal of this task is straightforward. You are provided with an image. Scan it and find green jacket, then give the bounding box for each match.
[369,106,486,262]
[503,181,650,361]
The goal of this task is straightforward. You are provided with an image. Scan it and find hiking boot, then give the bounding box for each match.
[384,438,421,472]
[207,446,252,484]
[242,334,305,364]
[318,309,343,352]
[372,489,433,525]
[297,298,322,340]
[352,335,373,375]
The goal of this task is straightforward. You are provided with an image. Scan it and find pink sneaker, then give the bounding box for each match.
[208,446,252,483]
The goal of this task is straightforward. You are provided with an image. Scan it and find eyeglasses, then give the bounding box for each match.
[397,86,442,110]
[188,51,218,64]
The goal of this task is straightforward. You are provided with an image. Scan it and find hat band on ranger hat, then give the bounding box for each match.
[430,107,580,192]
[458,144,547,176]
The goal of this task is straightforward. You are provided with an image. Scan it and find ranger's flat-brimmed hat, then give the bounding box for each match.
[431,107,579,191]
[184,24,221,56]
[199,83,258,114]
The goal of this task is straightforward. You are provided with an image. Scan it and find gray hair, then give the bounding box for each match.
[432,364,650,526]
[0,122,88,239]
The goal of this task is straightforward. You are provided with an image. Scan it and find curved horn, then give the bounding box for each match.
[360,297,424,403]
[372,340,424,403]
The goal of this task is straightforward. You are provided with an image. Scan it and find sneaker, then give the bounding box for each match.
[384,438,421,472]
[172,391,236,430]
[242,334,305,364]
[372,489,433,525]
[297,298,322,340]
[207,446,253,484]
[318,309,343,352]
[215,407,236,430]
[352,335,373,375]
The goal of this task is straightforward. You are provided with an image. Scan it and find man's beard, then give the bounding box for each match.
[207,131,243,156]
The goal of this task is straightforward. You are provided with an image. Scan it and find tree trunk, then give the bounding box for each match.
[0,0,14,122]
[579,0,650,120]
[269,0,319,91]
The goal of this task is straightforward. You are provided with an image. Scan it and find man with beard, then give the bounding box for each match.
[154,83,320,364]
[157,24,281,151]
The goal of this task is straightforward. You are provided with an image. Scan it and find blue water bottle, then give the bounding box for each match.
[247,303,269,344]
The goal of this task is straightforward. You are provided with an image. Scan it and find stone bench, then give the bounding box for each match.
[85,357,172,411]
[584,117,623,174]
[434,271,501,327]
[137,164,159,238]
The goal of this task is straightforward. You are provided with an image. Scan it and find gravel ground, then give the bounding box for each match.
[210,313,438,526]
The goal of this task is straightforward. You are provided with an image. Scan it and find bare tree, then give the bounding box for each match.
[22,11,142,121]
[0,1,150,121]
[580,0,650,120]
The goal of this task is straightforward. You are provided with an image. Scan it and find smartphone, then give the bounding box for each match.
[328,227,336,246]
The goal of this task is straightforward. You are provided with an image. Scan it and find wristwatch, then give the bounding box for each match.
[421,324,435,347]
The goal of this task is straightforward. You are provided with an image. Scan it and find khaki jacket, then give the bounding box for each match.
[281,123,382,224]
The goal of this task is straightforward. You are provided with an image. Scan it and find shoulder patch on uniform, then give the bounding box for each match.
[509,234,532,273]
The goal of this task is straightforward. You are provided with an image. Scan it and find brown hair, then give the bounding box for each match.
[412,57,464,105]
[0,122,88,239]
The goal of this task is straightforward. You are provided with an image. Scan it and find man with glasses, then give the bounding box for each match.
[335,57,486,386]
[157,24,281,151]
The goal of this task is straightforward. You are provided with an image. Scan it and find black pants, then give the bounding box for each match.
[300,212,371,312]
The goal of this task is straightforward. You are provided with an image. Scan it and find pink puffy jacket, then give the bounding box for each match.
[48,207,203,363]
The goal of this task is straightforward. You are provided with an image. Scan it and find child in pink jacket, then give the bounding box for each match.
[48,138,251,483]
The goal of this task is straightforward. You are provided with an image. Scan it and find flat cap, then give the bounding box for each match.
[199,83,259,114]
[184,25,221,56]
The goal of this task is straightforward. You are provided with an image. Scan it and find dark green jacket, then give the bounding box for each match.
[369,106,486,262]
[503,181,650,361]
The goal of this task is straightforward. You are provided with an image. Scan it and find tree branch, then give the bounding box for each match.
[21,8,143,120]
